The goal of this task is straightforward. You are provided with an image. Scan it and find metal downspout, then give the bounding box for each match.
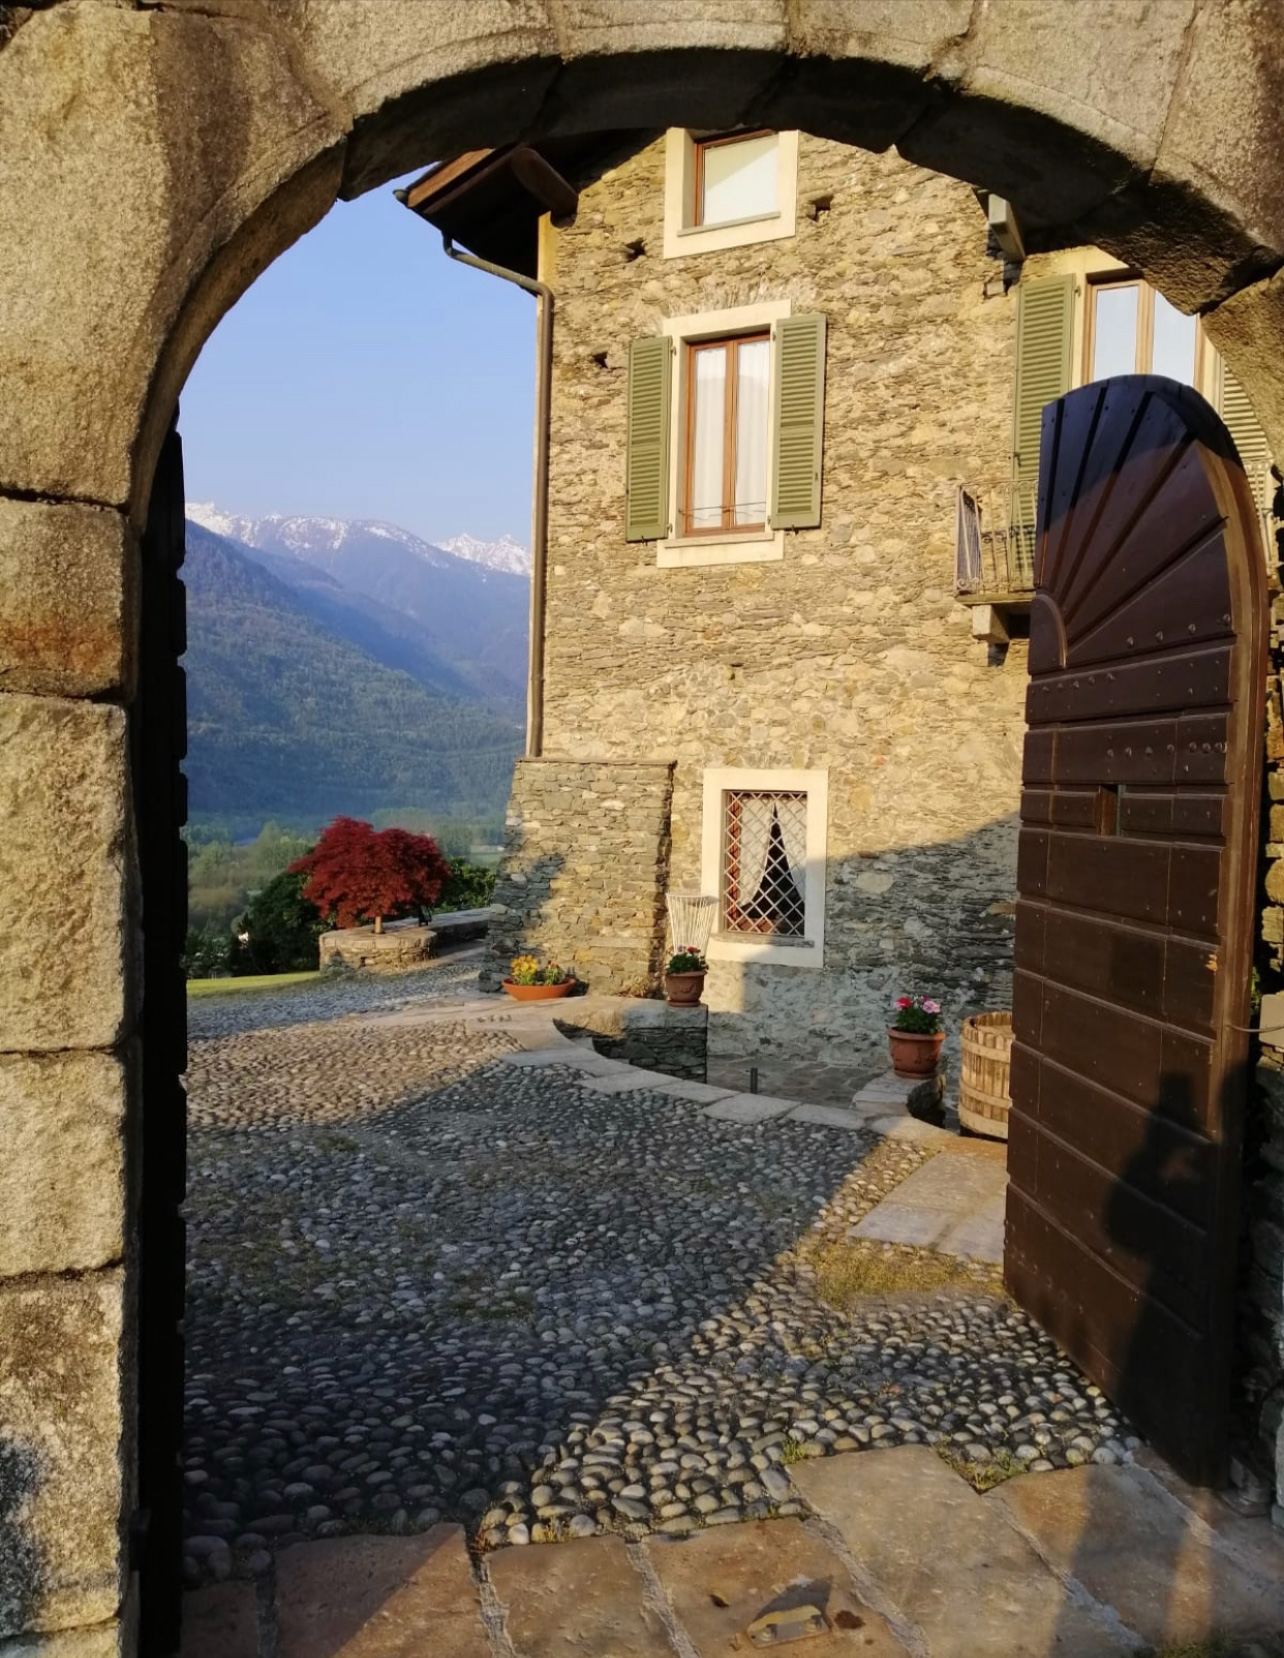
[441,236,552,759]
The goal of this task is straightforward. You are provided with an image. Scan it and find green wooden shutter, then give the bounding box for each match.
[1218,359,1272,512]
[1012,275,1074,516]
[625,335,672,541]
[770,313,826,530]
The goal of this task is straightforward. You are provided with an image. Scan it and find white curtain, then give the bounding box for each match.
[733,794,773,908]
[734,338,770,526]
[776,800,808,909]
[690,348,726,530]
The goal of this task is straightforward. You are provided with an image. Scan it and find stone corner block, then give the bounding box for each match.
[0,1050,127,1278]
[0,1272,126,1641]
[0,695,131,1053]
[0,501,133,700]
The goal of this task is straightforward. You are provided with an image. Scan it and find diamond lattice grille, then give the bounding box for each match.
[722,790,807,937]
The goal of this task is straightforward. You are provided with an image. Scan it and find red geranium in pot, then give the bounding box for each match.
[888,993,945,1078]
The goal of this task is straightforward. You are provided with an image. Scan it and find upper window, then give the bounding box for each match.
[693,131,779,228]
[663,129,799,260]
[1087,277,1202,388]
[683,332,771,535]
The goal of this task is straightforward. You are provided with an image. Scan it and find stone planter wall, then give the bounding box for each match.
[558,999,708,1083]
[319,922,435,971]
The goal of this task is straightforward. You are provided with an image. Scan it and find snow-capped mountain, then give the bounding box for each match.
[184,504,530,707]
[439,532,531,576]
[186,504,482,575]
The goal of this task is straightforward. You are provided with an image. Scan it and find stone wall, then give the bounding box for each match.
[537,135,1025,1070]
[481,759,675,996]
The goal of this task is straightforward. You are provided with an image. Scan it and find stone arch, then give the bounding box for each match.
[5,4,1284,1653]
[1,2,1283,529]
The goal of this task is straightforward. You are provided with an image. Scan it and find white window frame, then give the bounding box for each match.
[663,128,799,260]
[1029,247,1222,405]
[701,766,828,969]
[658,299,792,569]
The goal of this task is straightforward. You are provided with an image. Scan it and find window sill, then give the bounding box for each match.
[708,933,824,970]
[662,209,797,260]
[679,211,781,237]
[657,530,784,568]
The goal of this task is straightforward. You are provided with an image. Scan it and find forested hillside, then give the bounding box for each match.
[183,523,522,836]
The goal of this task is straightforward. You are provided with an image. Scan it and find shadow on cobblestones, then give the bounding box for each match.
[181,971,1132,1584]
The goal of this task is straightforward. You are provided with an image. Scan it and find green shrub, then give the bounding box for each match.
[183,926,233,980]
[436,859,497,913]
[227,870,325,975]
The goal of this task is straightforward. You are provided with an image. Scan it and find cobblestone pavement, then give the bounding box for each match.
[186,947,483,1041]
[182,969,1135,1588]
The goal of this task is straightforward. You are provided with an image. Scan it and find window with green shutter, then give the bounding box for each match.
[770,313,826,530]
[625,335,672,541]
[1012,275,1074,519]
[1218,360,1272,512]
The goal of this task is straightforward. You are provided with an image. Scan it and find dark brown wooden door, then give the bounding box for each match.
[1006,376,1267,1485]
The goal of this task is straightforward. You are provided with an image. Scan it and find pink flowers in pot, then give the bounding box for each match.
[892,993,943,1034]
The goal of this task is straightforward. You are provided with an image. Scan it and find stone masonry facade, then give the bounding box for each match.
[481,759,675,996]
[532,135,1026,1074]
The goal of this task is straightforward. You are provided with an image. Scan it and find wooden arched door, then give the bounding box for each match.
[1007,375,1267,1485]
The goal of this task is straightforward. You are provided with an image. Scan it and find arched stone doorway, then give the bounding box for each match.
[4,6,1284,1653]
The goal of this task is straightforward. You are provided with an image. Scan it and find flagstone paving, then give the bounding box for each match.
[180,1448,1284,1657]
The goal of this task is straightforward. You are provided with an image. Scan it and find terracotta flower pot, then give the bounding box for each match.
[501,979,575,1001]
[887,1027,945,1079]
[665,971,706,1007]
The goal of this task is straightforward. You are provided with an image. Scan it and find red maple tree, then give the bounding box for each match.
[288,817,450,933]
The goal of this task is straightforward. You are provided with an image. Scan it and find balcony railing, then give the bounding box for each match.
[957,474,1278,607]
[955,484,1037,602]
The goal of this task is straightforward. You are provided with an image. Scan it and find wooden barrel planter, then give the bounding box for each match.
[959,1011,1014,1140]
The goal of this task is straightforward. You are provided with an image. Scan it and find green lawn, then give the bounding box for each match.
[187,971,320,998]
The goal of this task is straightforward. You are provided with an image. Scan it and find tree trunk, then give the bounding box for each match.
[374,914,383,935]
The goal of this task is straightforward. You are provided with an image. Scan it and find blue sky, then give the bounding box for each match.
[181,174,535,546]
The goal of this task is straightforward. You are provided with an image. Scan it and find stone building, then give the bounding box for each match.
[413,129,1269,1075]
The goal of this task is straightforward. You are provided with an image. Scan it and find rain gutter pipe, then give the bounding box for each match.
[441,236,552,760]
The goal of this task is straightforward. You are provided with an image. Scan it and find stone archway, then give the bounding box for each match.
[4,5,1284,1652]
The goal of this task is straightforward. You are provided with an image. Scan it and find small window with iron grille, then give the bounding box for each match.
[701,767,827,967]
[721,789,808,938]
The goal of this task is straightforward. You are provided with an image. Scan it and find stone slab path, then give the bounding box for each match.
[854,1140,1008,1264]
[181,1445,1284,1657]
